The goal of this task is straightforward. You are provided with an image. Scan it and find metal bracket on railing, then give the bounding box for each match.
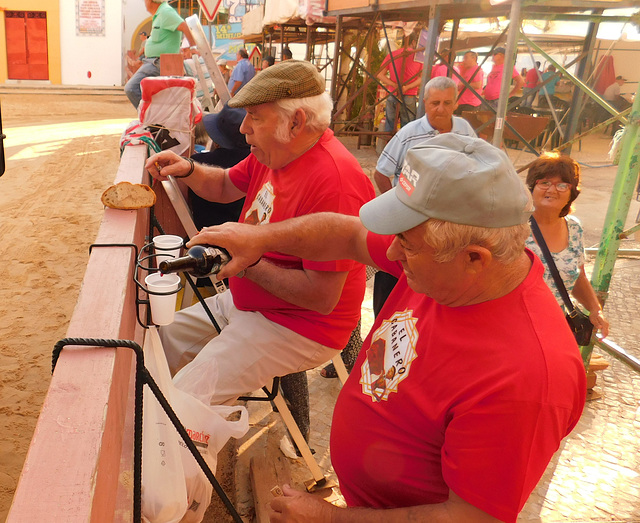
[51,337,243,523]
[134,242,185,329]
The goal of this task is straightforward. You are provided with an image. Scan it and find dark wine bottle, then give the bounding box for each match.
[159,245,231,277]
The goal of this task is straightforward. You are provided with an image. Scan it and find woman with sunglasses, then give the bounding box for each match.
[525,152,609,337]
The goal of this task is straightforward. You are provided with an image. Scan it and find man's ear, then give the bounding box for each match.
[290,108,307,137]
[464,245,492,274]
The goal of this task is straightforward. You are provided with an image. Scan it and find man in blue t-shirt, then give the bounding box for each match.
[228,49,256,96]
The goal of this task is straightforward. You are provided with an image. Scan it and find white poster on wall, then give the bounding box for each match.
[76,0,105,36]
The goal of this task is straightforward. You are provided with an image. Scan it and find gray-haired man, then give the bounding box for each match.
[198,134,586,522]
[146,60,374,407]
[373,76,477,315]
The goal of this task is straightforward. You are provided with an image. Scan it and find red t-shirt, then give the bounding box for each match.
[484,64,520,100]
[227,129,375,349]
[456,64,484,106]
[430,63,449,79]
[330,233,586,522]
[525,68,540,88]
[380,48,422,96]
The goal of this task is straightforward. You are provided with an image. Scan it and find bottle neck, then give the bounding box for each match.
[159,256,198,274]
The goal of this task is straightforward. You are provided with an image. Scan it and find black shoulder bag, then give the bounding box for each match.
[529,216,594,346]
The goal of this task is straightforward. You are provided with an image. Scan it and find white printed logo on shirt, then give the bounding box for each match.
[360,310,418,402]
[244,181,274,225]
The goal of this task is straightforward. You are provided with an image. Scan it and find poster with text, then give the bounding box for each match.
[76,0,105,36]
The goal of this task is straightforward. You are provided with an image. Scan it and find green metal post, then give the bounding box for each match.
[582,84,640,368]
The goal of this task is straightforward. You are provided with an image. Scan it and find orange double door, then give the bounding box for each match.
[6,10,49,80]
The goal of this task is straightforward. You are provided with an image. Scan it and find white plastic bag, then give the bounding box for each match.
[142,327,249,523]
[142,327,189,523]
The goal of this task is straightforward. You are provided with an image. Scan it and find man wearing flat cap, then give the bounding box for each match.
[146,60,374,407]
[199,134,586,522]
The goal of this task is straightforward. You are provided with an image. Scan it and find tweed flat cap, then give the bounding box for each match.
[228,60,325,108]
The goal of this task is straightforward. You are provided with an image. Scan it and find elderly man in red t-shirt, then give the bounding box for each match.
[376,45,423,132]
[200,134,586,523]
[146,61,375,406]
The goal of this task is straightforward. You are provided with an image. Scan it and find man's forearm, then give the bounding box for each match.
[191,213,374,281]
[146,151,240,203]
[244,261,347,314]
[374,170,393,194]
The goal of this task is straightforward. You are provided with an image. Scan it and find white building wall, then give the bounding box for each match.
[59,0,124,86]
[123,0,153,65]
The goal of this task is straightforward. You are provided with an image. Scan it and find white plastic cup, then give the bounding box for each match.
[153,234,183,267]
[145,273,180,326]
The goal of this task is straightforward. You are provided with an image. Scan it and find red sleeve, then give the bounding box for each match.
[227,155,253,193]
[301,179,374,273]
[512,67,520,79]
[366,232,403,278]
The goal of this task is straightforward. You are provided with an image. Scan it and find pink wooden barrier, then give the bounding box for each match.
[8,145,150,521]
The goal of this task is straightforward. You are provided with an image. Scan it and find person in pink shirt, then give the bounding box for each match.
[377,43,423,132]
[455,51,484,115]
[483,47,524,109]
[430,49,452,79]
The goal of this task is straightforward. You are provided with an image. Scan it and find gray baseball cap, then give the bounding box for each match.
[360,134,533,235]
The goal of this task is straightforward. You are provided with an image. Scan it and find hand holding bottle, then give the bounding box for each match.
[186,222,267,281]
[159,245,230,277]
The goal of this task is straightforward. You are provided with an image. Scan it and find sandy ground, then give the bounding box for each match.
[0,92,137,520]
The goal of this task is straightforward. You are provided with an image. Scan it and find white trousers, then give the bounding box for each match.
[160,290,337,405]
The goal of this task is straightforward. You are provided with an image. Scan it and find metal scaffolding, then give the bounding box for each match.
[326,0,640,372]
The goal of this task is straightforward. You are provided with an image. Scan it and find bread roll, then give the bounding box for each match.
[101,182,156,209]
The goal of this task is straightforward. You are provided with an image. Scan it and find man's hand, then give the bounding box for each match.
[146,151,192,180]
[269,485,335,523]
[186,222,267,280]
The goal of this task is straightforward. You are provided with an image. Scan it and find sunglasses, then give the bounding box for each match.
[535,180,571,192]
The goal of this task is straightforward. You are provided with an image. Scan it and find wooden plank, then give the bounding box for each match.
[160,53,185,76]
[250,456,292,523]
[7,145,149,522]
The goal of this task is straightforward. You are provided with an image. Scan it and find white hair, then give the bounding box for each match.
[423,219,530,264]
[274,92,333,140]
[424,76,457,100]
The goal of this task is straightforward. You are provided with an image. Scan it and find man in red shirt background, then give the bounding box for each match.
[454,51,485,115]
[522,61,542,107]
[376,39,423,132]
[483,47,524,109]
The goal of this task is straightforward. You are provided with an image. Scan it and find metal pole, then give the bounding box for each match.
[563,10,601,155]
[330,14,343,125]
[493,0,521,147]
[447,19,459,79]
[417,6,441,118]
[583,84,640,367]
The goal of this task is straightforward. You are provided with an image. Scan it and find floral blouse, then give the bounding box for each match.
[525,215,585,308]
